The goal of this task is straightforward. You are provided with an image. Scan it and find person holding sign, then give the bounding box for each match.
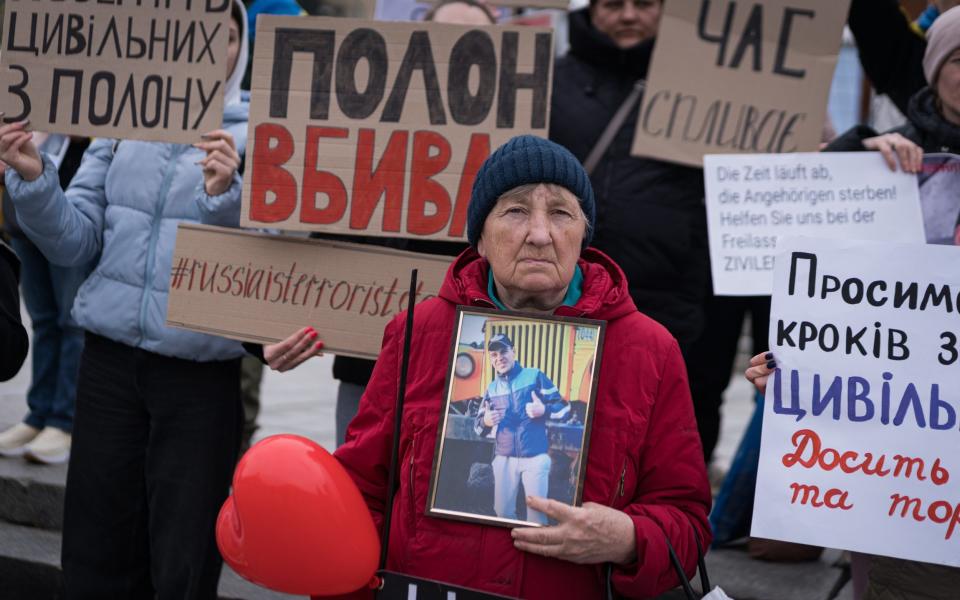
[0,3,260,598]
[830,6,960,162]
[332,136,711,599]
[327,0,494,449]
[550,1,723,468]
[474,333,567,525]
[549,2,711,356]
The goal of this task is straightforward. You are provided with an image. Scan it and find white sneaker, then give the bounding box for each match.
[24,427,72,465]
[0,423,41,457]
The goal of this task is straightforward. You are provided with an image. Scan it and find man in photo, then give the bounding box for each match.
[475,333,567,524]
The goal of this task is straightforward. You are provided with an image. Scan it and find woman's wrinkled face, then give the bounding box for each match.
[937,49,960,125]
[590,0,662,49]
[477,184,586,302]
[226,14,241,79]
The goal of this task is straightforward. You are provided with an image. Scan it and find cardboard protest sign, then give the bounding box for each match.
[166,224,451,359]
[241,16,553,240]
[704,152,926,295]
[631,0,849,167]
[752,237,960,567]
[0,0,230,143]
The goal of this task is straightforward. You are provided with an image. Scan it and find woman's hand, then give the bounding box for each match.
[263,327,324,372]
[511,497,636,565]
[194,129,240,196]
[862,133,923,173]
[0,119,43,182]
[745,352,777,395]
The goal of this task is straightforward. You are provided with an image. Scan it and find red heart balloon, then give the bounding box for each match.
[217,434,380,596]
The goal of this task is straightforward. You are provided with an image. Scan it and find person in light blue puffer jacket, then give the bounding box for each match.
[0,3,260,598]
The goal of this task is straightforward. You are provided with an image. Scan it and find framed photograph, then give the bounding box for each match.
[426,307,605,528]
[918,153,960,246]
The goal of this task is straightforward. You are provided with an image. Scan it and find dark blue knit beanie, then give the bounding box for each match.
[467,135,595,249]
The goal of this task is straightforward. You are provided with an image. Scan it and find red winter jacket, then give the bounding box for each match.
[332,248,711,599]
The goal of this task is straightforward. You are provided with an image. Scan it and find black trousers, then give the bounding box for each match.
[687,295,770,464]
[62,333,242,600]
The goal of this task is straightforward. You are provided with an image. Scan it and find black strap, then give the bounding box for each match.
[377,270,418,575]
[605,532,709,600]
[582,79,646,176]
[665,535,698,600]
[694,532,711,593]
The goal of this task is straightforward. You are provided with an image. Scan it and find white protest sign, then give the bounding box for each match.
[752,237,960,567]
[705,153,925,295]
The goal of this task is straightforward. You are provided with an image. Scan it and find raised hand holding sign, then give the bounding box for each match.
[0,120,42,182]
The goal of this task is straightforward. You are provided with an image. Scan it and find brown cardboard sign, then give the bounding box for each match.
[241,16,553,240]
[0,0,230,143]
[630,0,849,167]
[166,224,451,359]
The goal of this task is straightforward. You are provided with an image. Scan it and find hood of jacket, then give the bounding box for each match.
[907,87,960,152]
[224,0,250,107]
[567,7,655,80]
[438,246,638,322]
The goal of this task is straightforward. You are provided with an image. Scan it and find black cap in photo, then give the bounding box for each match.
[487,333,514,352]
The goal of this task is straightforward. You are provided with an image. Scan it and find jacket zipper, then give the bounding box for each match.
[137,144,186,345]
[408,434,416,490]
[610,459,627,506]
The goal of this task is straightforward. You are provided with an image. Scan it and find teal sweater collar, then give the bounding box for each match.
[487,266,583,311]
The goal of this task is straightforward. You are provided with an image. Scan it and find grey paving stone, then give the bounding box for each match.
[0,455,66,530]
[219,569,307,600]
[699,548,846,600]
[0,519,304,599]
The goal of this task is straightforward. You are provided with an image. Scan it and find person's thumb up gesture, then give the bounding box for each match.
[525,391,546,419]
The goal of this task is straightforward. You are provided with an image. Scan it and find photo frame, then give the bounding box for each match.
[918,153,960,246]
[427,307,605,528]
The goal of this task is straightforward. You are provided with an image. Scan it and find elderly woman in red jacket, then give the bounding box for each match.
[325,135,711,599]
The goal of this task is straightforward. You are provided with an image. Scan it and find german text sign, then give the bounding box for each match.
[242,16,553,239]
[705,153,925,295]
[166,224,451,359]
[0,0,230,143]
[632,0,849,167]
[752,237,960,567]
